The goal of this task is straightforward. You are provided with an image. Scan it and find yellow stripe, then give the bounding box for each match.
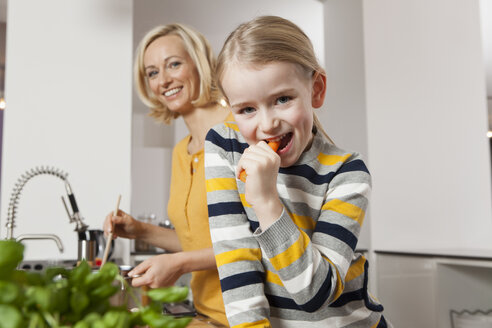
[232,318,271,328]
[269,230,309,270]
[225,121,240,131]
[370,318,381,328]
[239,193,252,208]
[345,256,366,282]
[206,177,237,192]
[322,199,365,226]
[317,153,351,166]
[288,212,316,230]
[215,248,261,267]
[322,255,344,300]
[265,270,284,286]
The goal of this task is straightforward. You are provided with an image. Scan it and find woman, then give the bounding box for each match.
[103,23,230,326]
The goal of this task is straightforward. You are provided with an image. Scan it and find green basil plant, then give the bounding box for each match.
[0,240,191,328]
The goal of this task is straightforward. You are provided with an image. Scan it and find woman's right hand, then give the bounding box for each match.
[128,253,184,288]
[103,210,142,240]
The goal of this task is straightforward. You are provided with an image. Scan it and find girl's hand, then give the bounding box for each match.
[129,253,183,288]
[103,209,142,240]
[237,141,283,229]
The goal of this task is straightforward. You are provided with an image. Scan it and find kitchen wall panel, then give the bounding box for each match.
[0,0,134,262]
[363,0,492,252]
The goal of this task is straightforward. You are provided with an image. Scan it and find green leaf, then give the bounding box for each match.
[52,284,70,314]
[0,281,19,304]
[129,311,145,326]
[147,286,189,304]
[27,312,48,328]
[25,272,44,286]
[73,321,90,328]
[84,272,105,290]
[166,317,193,328]
[45,267,69,282]
[28,286,53,311]
[99,262,119,281]
[82,312,102,324]
[0,304,23,328]
[70,290,89,314]
[70,261,91,287]
[90,284,119,300]
[141,309,173,328]
[103,310,131,328]
[0,241,24,273]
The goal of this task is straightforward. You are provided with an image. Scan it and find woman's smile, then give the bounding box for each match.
[164,86,183,97]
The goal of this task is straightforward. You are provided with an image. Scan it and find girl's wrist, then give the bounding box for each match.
[254,198,283,230]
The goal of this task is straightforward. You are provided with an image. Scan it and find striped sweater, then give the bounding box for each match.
[205,121,389,328]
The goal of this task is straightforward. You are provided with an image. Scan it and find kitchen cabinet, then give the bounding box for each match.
[363,0,492,253]
[376,250,492,328]
[361,2,492,324]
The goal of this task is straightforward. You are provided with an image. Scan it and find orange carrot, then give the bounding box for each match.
[239,141,280,182]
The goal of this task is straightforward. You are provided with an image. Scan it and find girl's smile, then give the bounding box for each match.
[221,61,325,167]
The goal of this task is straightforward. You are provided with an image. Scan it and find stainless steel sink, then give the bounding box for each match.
[18,259,78,272]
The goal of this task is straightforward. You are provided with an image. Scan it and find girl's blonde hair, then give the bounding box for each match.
[134,23,221,124]
[216,15,333,143]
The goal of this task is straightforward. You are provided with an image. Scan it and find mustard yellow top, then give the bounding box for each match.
[167,115,233,326]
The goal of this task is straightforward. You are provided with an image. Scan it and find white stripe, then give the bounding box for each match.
[282,250,321,294]
[210,223,252,243]
[204,152,233,169]
[312,243,351,277]
[269,305,374,327]
[277,183,324,209]
[226,295,269,317]
[325,183,371,201]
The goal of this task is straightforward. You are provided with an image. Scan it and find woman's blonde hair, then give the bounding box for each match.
[134,23,221,124]
[216,15,333,143]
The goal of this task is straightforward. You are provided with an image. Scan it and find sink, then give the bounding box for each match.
[18,259,78,272]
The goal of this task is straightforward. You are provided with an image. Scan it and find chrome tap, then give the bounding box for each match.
[5,166,88,240]
[16,234,64,253]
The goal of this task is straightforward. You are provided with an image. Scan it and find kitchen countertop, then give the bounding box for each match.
[187,315,227,327]
[374,248,492,260]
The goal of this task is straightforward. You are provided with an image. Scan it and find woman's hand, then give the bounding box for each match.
[129,253,184,288]
[237,141,283,229]
[103,209,142,240]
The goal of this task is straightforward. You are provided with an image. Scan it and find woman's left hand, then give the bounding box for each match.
[129,253,183,288]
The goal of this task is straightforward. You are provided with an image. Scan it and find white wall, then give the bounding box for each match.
[322,0,370,249]
[363,0,492,252]
[480,0,492,99]
[0,0,133,261]
[131,0,325,223]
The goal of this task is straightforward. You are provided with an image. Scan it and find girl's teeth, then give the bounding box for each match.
[164,87,181,96]
[269,134,287,142]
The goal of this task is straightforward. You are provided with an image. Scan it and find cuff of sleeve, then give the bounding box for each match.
[254,209,300,257]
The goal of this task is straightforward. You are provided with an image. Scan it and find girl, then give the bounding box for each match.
[204,16,391,327]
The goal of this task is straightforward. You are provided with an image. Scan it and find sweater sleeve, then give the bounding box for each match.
[254,153,371,311]
[205,125,272,328]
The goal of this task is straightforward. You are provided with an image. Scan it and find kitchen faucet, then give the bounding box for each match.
[4,166,89,246]
[15,234,64,253]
